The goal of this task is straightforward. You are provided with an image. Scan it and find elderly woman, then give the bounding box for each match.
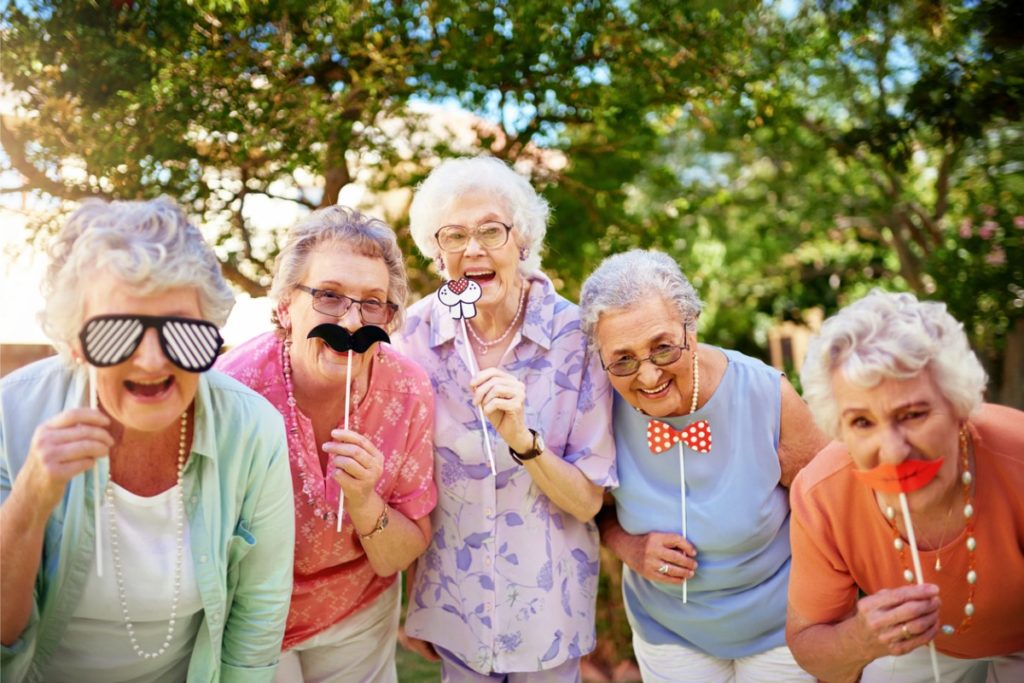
[578,249,827,682]
[395,156,617,681]
[216,205,436,682]
[788,290,1024,682]
[0,198,294,682]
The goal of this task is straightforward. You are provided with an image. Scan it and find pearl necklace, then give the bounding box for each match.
[688,350,699,414]
[106,410,188,660]
[282,339,338,523]
[883,427,976,636]
[466,283,527,351]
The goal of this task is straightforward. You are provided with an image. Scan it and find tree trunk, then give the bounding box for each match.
[999,317,1024,409]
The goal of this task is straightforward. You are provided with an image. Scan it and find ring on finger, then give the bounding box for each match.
[902,624,911,640]
[658,564,670,575]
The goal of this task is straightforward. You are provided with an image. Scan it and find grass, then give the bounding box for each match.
[396,645,442,682]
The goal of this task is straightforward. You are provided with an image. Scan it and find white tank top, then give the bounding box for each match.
[42,482,204,683]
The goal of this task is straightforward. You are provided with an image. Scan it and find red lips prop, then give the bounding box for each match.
[852,458,944,494]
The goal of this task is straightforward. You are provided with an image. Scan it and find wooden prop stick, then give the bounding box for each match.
[88,366,103,577]
[678,443,688,603]
[898,492,941,683]
[336,350,353,533]
[460,319,497,476]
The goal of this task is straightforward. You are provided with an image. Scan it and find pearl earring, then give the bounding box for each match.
[519,246,529,262]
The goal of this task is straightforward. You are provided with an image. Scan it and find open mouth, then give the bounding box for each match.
[464,270,496,284]
[125,376,174,398]
[638,380,671,396]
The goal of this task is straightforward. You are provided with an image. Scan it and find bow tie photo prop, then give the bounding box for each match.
[853,458,944,683]
[646,418,713,603]
[437,279,495,476]
[307,323,391,531]
[438,278,482,320]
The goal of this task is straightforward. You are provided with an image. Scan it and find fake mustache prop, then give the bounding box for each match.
[307,323,390,353]
[306,323,390,534]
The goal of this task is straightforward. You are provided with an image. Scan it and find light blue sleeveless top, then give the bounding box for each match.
[612,348,790,658]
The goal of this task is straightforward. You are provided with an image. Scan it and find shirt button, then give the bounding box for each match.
[190,495,198,505]
[485,556,492,566]
[485,508,494,517]
[200,554,209,563]
[485,604,492,613]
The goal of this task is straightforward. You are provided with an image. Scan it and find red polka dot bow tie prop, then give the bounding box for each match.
[647,419,712,455]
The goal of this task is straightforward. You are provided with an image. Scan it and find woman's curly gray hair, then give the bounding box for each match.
[269,205,409,333]
[42,196,235,363]
[800,290,987,437]
[408,156,549,276]
[579,249,703,352]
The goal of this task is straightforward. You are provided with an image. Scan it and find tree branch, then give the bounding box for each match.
[0,116,111,202]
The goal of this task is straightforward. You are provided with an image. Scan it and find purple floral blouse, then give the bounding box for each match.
[395,272,617,674]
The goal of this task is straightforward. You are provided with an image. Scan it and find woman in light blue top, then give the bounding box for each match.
[0,198,294,682]
[579,249,827,682]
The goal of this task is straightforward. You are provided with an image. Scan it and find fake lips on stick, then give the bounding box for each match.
[852,458,944,494]
[307,324,390,353]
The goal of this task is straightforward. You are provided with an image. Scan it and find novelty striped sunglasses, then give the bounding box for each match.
[79,314,224,372]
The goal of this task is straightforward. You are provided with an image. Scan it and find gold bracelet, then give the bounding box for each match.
[360,505,389,540]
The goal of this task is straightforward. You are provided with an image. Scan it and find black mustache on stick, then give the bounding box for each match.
[307,324,390,353]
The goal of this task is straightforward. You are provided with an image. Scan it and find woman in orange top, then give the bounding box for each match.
[787,290,1024,682]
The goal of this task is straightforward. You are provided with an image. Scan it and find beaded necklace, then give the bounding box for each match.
[106,410,188,660]
[281,339,345,523]
[466,283,526,352]
[883,427,976,636]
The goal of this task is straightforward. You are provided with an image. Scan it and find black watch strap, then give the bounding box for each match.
[509,429,543,464]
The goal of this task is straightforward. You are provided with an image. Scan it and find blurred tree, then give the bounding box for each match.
[611,0,1022,404]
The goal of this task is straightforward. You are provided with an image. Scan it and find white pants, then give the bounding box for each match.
[862,647,1024,683]
[631,635,813,683]
[274,582,400,683]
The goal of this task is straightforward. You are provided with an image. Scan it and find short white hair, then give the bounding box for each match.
[801,289,987,437]
[408,156,548,275]
[579,249,703,351]
[42,196,235,363]
[269,205,409,333]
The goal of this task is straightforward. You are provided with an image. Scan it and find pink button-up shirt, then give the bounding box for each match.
[395,273,616,674]
[217,332,436,649]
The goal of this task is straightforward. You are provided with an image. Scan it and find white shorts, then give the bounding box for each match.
[274,582,400,683]
[862,647,1024,683]
[631,634,813,683]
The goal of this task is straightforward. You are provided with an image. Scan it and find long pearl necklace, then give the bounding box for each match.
[282,339,338,523]
[466,283,527,351]
[688,350,700,414]
[106,410,188,659]
[884,427,976,636]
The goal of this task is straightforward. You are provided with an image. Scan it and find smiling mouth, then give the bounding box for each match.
[465,270,496,284]
[638,380,671,396]
[125,377,174,398]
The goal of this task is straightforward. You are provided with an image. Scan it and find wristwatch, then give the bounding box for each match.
[509,429,545,464]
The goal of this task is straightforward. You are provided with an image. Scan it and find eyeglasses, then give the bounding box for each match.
[601,339,690,377]
[434,221,512,253]
[79,314,223,372]
[295,285,398,325]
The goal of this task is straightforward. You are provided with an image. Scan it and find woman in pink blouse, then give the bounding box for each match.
[217,206,437,683]
[395,156,617,682]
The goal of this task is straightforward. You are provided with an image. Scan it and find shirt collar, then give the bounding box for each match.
[427,271,558,352]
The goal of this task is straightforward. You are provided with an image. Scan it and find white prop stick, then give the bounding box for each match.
[460,320,497,476]
[678,443,687,604]
[898,492,941,683]
[336,350,353,533]
[88,366,103,577]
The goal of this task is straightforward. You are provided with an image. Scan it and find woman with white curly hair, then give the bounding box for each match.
[0,197,294,682]
[787,290,1024,682]
[395,156,617,681]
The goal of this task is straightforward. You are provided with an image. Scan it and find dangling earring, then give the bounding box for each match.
[519,246,529,262]
[434,255,445,274]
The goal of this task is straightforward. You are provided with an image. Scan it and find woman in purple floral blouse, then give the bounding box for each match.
[394,156,618,682]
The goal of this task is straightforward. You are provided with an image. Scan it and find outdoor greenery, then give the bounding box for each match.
[4,0,1020,403]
